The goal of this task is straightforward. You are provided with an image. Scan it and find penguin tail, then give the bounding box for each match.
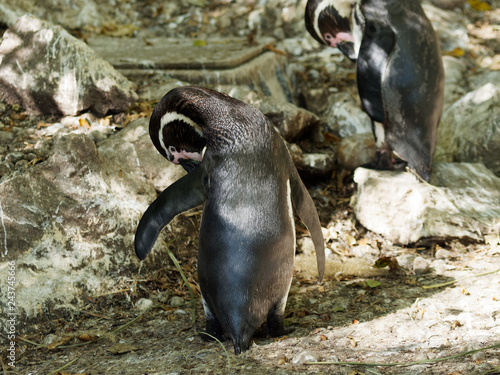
[232,337,251,355]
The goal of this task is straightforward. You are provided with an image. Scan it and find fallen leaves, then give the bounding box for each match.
[107,343,142,354]
[468,0,492,11]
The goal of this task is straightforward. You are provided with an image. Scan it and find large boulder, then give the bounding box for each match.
[0,15,137,116]
[0,132,155,317]
[352,163,500,244]
[434,83,500,176]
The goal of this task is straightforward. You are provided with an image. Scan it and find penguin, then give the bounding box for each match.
[135,86,325,355]
[305,0,445,182]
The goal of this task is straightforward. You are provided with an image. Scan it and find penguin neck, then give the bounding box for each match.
[202,116,273,155]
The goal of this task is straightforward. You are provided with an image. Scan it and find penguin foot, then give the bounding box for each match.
[199,318,225,342]
[199,330,226,342]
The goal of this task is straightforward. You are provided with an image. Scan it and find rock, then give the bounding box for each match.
[169,296,185,307]
[258,97,320,142]
[292,350,319,364]
[434,83,500,176]
[429,0,466,9]
[0,15,137,116]
[435,248,451,259]
[136,298,154,311]
[442,56,468,109]
[0,0,104,28]
[337,132,376,170]
[352,163,500,244]
[98,118,186,192]
[422,3,470,52]
[301,153,335,177]
[0,133,156,317]
[413,257,430,275]
[322,92,372,137]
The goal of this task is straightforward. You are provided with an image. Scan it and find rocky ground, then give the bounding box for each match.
[0,1,499,374]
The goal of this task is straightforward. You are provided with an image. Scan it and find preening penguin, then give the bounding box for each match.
[135,86,325,354]
[305,0,445,181]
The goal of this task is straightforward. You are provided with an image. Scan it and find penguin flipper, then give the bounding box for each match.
[290,170,325,281]
[356,20,395,123]
[135,166,208,260]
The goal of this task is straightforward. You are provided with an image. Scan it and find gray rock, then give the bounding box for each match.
[169,296,185,307]
[0,131,14,144]
[413,256,430,275]
[136,298,154,311]
[0,133,156,316]
[422,3,470,52]
[0,0,104,28]
[429,0,466,9]
[352,163,500,244]
[292,350,319,364]
[337,132,376,170]
[434,83,500,176]
[435,248,451,259]
[322,92,372,138]
[302,153,335,177]
[258,98,319,142]
[0,15,137,116]
[442,56,468,109]
[98,118,186,192]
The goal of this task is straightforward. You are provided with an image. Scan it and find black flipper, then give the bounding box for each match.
[356,19,395,123]
[290,169,325,281]
[134,166,208,260]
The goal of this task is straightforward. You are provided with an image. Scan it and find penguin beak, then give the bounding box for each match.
[179,158,201,173]
[337,41,357,62]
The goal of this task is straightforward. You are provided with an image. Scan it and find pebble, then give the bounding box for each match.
[291,350,319,364]
[435,248,451,259]
[169,296,185,306]
[0,131,14,143]
[135,298,154,311]
[413,256,430,275]
[0,162,12,176]
[5,152,24,164]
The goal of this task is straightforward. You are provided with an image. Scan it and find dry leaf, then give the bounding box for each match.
[277,355,289,365]
[444,47,465,57]
[47,336,73,350]
[77,333,96,342]
[468,0,491,10]
[107,343,141,354]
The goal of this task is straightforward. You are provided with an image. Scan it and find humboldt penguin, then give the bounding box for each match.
[305,0,445,181]
[135,86,325,354]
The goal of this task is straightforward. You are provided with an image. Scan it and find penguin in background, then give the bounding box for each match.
[135,86,325,354]
[305,0,445,182]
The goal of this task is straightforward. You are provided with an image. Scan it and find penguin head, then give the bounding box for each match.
[305,0,360,58]
[149,86,270,172]
[149,90,208,172]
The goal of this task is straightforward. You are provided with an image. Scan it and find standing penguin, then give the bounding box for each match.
[305,0,444,182]
[135,86,325,354]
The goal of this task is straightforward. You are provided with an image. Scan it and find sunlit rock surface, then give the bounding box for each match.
[352,163,500,244]
[0,15,137,116]
[0,133,154,316]
[435,83,500,176]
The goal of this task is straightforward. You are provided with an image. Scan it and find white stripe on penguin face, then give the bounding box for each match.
[158,111,204,156]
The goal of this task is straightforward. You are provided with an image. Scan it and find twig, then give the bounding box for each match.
[47,357,79,375]
[305,343,500,367]
[163,240,197,326]
[422,268,500,289]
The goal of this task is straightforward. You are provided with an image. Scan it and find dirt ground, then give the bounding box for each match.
[3,196,500,375]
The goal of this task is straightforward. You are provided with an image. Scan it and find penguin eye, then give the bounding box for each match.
[325,33,334,41]
[168,146,177,154]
